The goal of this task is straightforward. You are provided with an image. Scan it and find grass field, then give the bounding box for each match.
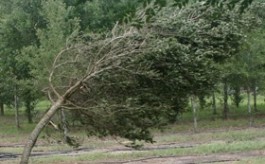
[1,97,265,164]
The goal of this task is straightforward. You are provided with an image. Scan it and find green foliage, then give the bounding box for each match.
[231,85,244,107]
[137,3,248,118]
[140,0,254,12]
[53,2,253,142]
[32,0,80,85]
[0,0,41,109]
[223,2,265,101]
[68,0,140,32]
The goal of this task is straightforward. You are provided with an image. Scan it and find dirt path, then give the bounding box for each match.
[0,142,213,161]
[0,147,94,161]
[2,143,265,164]
[104,150,265,164]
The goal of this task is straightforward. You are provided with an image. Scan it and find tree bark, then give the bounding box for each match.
[25,100,33,124]
[191,95,198,133]
[15,86,20,129]
[233,86,241,108]
[212,91,217,115]
[223,80,229,119]
[0,102,4,116]
[20,98,64,164]
[247,87,253,127]
[253,85,258,112]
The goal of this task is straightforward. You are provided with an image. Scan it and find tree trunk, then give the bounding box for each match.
[212,91,217,115]
[25,100,33,124]
[15,87,20,129]
[191,95,198,133]
[223,80,229,119]
[0,102,4,116]
[247,87,253,127]
[253,86,258,112]
[20,79,82,164]
[233,86,241,108]
[20,98,64,164]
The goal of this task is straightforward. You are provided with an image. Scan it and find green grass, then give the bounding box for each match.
[35,100,51,111]
[0,99,50,142]
[239,157,265,164]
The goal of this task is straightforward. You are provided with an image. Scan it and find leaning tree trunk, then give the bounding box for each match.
[20,79,82,164]
[247,87,253,127]
[0,102,4,116]
[223,80,229,119]
[20,98,64,164]
[191,95,198,133]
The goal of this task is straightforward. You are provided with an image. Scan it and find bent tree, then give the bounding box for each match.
[19,0,256,163]
[19,0,151,163]
[19,0,154,162]
[20,26,150,164]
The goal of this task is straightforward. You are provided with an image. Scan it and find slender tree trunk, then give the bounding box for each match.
[253,86,258,112]
[25,100,33,124]
[233,86,241,108]
[212,91,217,115]
[223,80,229,119]
[20,98,64,164]
[247,87,253,127]
[0,102,4,116]
[15,86,20,129]
[191,95,198,133]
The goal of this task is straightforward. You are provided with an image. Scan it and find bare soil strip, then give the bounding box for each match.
[1,141,265,163]
[0,153,18,160]
[104,150,265,164]
[0,142,202,161]
[0,147,93,161]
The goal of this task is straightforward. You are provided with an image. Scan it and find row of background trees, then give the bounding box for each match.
[0,0,265,163]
